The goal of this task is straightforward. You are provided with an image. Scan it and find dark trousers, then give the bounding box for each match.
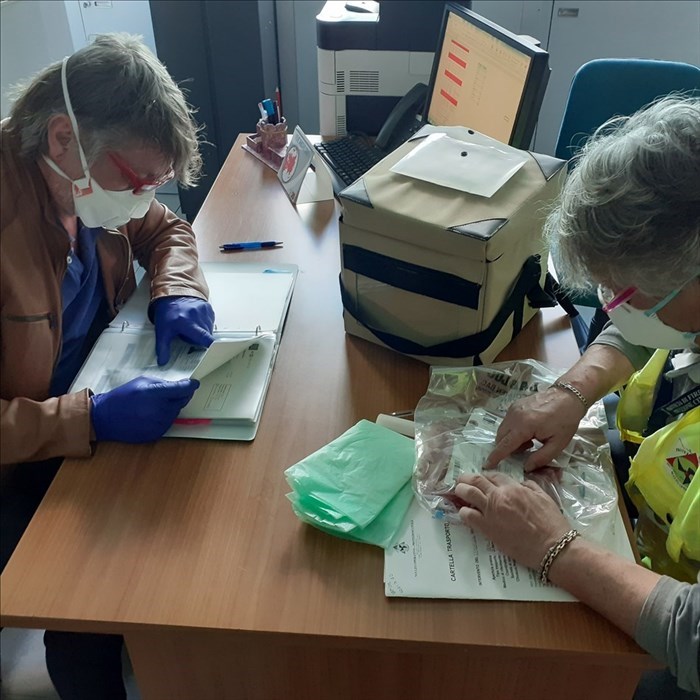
[634,670,700,700]
[1,459,126,700]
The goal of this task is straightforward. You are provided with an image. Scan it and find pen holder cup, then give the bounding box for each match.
[246,118,288,168]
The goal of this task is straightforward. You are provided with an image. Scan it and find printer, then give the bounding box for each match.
[316,0,462,137]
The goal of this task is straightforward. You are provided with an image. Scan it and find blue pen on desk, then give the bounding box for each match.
[219,241,283,251]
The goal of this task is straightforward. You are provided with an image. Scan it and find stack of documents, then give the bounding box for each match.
[70,262,298,441]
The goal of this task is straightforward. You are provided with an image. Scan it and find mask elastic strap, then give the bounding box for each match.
[42,153,69,178]
[59,56,91,188]
[645,272,700,318]
[644,287,682,317]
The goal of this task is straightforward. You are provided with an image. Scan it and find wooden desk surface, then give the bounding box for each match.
[1,136,647,673]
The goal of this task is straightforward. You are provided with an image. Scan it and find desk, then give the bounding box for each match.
[1,135,653,700]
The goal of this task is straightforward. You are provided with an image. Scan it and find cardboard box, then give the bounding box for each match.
[338,129,567,365]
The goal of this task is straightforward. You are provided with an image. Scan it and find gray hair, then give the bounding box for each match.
[6,34,202,186]
[546,94,700,298]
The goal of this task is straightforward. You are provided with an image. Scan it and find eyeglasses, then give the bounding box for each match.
[599,286,637,313]
[599,285,684,317]
[108,152,174,194]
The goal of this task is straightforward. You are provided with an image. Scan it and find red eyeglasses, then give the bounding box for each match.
[599,285,637,313]
[108,152,174,194]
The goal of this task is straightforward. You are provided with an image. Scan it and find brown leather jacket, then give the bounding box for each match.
[0,124,208,465]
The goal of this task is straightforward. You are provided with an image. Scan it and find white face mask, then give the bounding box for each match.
[598,285,699,350]
[43,57,155,229]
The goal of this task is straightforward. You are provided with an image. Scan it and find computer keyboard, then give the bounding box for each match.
[314,136,387,193]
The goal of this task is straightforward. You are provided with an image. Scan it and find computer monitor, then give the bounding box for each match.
[424,3,550,150]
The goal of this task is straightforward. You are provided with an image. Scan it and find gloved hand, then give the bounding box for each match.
[152,296,215,366]
[91,376,200,443]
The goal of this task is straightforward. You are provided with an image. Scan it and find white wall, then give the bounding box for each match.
[0,0,75,118]
[1,0,156,119]
[74,0,156,54]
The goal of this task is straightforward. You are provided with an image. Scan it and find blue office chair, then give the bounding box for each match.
[552,58,700,352]
[555,58,700,161]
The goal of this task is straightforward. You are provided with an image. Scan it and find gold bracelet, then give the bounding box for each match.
[552,380,589,409]
[539,529,580,584]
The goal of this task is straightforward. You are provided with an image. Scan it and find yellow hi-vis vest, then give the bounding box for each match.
[619,349,699,583]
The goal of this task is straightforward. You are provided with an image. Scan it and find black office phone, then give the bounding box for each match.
[374,83,428,151]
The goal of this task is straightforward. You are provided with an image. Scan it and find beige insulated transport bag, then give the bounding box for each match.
[338,130,567,366]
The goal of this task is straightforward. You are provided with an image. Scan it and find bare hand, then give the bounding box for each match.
[484,387,586,470]
[455,472,571,570]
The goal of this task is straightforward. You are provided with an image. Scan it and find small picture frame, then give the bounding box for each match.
[277,126,333,205]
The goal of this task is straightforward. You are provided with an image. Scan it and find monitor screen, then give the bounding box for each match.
[424,4,550,149]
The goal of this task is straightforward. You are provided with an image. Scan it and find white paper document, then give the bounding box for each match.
[392,126,529,197]
[70,335,261,393]
[179,335,275,422]
[70,262,297,441]
[114,263,296,334]
[384,498,636,601]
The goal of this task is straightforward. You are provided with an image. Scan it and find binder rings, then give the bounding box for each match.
[70,262,298,441]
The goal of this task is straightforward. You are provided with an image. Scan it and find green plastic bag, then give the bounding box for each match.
[288,481,414,548]
[285,420,416,547]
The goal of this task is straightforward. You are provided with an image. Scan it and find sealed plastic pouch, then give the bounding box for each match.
[413,360,619,542]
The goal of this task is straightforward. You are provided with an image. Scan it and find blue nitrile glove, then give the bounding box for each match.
[152,296,215,366]
[91,376,200,443]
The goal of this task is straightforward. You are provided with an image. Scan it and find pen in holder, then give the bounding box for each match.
[246,117,287,169]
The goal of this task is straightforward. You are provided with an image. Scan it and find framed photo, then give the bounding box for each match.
[277,127,333,205]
